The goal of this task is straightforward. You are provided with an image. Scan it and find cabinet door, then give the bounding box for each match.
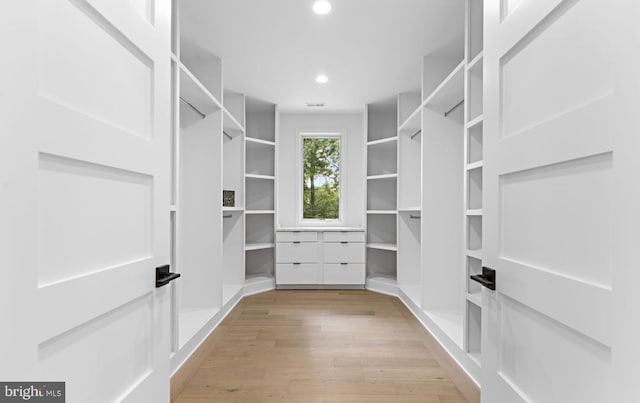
[324,264,365,285]
[276,231,318,242]
[276,264,318,284]
[323,231,365,242]
[323,243,365,263]
[276,242,318,263]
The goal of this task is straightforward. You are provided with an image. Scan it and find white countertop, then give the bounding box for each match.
[276,227,365,232]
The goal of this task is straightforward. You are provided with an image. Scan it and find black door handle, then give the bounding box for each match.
[156,264,180,288]
[470,267,496,290]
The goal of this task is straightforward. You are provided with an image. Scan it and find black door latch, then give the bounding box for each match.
[470,266,496,290]
[156,265,180,288]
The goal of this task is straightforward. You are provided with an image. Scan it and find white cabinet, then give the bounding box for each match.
[324,264,365,285]
[324,231,365,243]
[276,263,318,285]
[276,230,365,286]
[276,231,318,242]
[277,242,318,263]
[323,242,365,263]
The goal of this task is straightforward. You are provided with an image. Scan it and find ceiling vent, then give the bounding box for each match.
[306,103,325,108]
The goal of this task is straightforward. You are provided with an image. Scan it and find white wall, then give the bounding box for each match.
[277,113,365,228]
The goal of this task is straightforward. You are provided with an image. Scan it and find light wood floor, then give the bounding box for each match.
[173,290,470,403]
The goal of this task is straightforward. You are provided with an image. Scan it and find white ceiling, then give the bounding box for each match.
[180,0,465,112]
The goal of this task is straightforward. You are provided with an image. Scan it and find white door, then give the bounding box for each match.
[0,1,172,402]
[482,0,640,402]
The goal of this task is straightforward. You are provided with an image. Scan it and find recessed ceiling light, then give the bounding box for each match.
[315,74,328,84]
[313,1,332,15]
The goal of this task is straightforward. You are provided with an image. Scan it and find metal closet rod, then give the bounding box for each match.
[410,129,421,139]
[223,214,232,219]
[444,99,464,117]
[410,214,421,219]
[179,97,206,119]
[179,97,233,140]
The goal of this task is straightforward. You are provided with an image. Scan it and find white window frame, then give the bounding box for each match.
[298,132,345,226]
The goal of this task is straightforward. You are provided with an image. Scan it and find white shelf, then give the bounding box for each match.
[246,136,275,146]
[423,60,465,115]
[179,63,222,116]
[466,114,484,129]
[245,243,275,251]
[466,160,484,171]
[398,105,422,132]
[397,207,421,213]
[245,173,275,181]
[169,204,177,212]
[178,307,220,349]
[245,210,275,215]
[466,249,483,260]
[424,309,464,349]
[367,210,397,215]
[467,292,482,307]
[222,206,244,212]
[245,274,275,285]
[366,173,398,180]
[466,209,483,216]
[365,275,398,296]
[467,51,484,72]
[223,108,245,136]
[367,136,398,147]
[244,274,276,296]
[366,243,398,252]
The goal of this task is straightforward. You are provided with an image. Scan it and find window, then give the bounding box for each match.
[301,135,341,221]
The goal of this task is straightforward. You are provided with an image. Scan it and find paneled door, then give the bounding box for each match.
[482,0,640,402]
[1,0,172,402]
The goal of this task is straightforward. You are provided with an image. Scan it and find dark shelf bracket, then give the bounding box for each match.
[470,266,496,291]
[156,265,181,288]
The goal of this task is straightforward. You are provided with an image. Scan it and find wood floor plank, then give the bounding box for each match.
[172,290,473,403]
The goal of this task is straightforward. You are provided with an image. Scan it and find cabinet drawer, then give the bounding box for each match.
[323,231,365,242]
[323,263,365,285]
[277,263,318,284]
[277,242,318,263]
[323,242,365,263]
[276,231,318,242]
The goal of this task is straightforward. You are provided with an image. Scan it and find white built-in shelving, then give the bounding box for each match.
[421,50,466,351]
[244,97,278,293]
[387,0,484,384]
[169,0,252,374]
[173,44,224,354]
[397,90,423,308]
[365,98,398,294]
[222,89,246,309]
[463,0,484,369]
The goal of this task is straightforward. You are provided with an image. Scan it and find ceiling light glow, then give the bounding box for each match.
[313,1,332,15]
[315,74,329,84]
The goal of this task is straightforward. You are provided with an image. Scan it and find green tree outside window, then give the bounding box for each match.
[302,137,340,220]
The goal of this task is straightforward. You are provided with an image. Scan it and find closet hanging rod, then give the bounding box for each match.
[444,100,464,117]
[223,131,232,140]
[410,215,421,219]
[410,129,421,139]
[223,214,232,219]
[179,97,206,119]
